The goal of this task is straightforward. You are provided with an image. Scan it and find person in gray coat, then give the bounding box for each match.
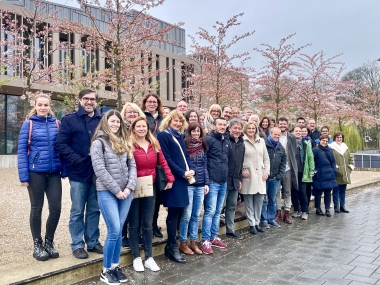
[276,117,298,224]
[90,110,137,284]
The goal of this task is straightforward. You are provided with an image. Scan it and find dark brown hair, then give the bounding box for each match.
[259,116,270,131]
[185,122,208,151]
[319,134,330,141]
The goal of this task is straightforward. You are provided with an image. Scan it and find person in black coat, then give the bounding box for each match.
[312,134,338,217]
[157,110,196,264]
[55,89,103,259]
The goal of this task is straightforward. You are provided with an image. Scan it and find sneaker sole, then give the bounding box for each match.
[201,250,213,254]
[133,267,144,272]
[210,244,227,248]
[145,265,160,272]
[100,276,120,285]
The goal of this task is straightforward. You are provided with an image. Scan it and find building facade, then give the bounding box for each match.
[0,0,196,167]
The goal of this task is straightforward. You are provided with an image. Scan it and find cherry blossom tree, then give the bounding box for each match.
[183,13,255,107]
[0,0,61,116]
[252,33,311,121]
[64,0,182,110]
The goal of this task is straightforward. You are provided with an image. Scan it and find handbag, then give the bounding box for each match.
[156,152,168,191]
[169,133,196,185]
[133,175,154,199]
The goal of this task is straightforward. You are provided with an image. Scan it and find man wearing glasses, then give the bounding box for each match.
[55,89,103,259]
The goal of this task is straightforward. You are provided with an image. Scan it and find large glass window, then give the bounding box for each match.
[0,94,5,154]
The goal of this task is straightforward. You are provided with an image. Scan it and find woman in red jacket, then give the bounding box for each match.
[128,117,174,272]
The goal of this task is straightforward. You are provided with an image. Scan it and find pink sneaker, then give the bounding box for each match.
[210,236,227,248]
[201,240,213,254]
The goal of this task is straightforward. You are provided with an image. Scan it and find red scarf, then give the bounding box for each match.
[187,137,204,157]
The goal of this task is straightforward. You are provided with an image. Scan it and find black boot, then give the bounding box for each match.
[33,237,49,261]
[44,237,59,258]
[340,206,349,213]
[316,208,325,216]
[249,226,257,235]
[153,225,163,238]
[325,209,331,217]
[334,206,340,213]
[164,243,186,263]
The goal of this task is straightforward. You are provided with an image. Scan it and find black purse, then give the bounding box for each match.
[156,152,168,191]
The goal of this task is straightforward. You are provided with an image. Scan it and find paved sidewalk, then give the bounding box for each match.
[1,169,380,284]
[76,186,380,285]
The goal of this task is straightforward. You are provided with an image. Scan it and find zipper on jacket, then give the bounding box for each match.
[46,119,53,173]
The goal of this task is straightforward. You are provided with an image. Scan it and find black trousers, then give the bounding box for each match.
[128,188,156,259]
[166,207,182,245]
[314,188,331,210]
[28,172,62,240]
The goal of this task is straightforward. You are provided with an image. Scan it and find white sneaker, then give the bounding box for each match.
[133,257,144,272]
[144,257,160,272]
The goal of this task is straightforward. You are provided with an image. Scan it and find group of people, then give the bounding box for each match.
[18,89,354,285]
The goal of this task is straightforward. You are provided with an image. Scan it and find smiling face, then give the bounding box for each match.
[108,115,121,134]
[222,107,232,120]
[261,118,269,129]
[170,116,182,131]
[35,97,51,117]
[80,92,97,114]
[230,123,242,139]
[177,101,188,114]
[293,127,302,139]
[214,118,227,134]
[245,123,257,139]
[210,108,221,119]
[278,120,288,133]
[145,96,158,114]
[188,112,199,123]
[319,138,329,146]
[191,126,201,139]
[270,127,281,142]
[124,106,138,122]
[334,134,343,145]
[133,119,148,139]
[301,127,308,137]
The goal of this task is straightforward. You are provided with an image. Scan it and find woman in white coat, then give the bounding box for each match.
[240,121,270,234]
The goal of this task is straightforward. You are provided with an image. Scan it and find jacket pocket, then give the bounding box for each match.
[29,150,40,169]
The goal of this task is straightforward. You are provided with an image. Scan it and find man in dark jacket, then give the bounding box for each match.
[261,127,287,228]
[276,117,298,224]
[201,117,232,254]
[55,89,103,259]
[308,119,321,144]
[225,119,245,239]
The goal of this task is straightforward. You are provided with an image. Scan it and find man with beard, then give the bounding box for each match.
[55,89,103,259]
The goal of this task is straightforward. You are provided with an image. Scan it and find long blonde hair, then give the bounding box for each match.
[92,110,134,157]
[121,102,146,120]
[26,92,55,119]
[159,110,188,133]
[129,117,161,153]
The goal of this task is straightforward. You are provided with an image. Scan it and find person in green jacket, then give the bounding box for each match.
[291,126,315,220]
[330,132,354,213]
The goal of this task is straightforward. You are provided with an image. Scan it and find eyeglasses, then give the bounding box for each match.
[211,110,220,113]
[146,101,158,105]
[81,97,96,102]
[126,111,139,114]
[336,136,343,139]
[320,140,328,143]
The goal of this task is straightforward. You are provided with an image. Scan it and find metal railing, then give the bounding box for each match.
[354,153,380,168]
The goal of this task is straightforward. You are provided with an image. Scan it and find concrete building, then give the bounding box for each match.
[0,0,195,167]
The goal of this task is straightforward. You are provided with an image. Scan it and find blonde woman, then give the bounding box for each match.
[203,104,222,134]
[157,110,196,263]
[120,102,145,129]
[90,110,136,284]
[240,121,270,234]
[18,93,66,261]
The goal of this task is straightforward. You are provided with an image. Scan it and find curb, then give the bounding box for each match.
[9,181,380,285]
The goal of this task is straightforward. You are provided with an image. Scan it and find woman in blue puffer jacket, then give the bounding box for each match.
[179,122,209,256]
[312,134,338,217]
[18,93,67,261]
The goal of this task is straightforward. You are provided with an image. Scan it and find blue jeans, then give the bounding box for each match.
[333,184,347,207]
[69,180,100,251]
[98,190,132,269]
[179,186,205,242]
[202,182,226,242]
[261,179,280,224]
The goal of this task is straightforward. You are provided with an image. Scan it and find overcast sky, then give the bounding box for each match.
[54,0,380,75]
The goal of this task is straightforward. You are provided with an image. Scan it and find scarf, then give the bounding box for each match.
[302,135,311,142]
[329,141,348,156]
[166,126,182,139]
[187,137,204,157]
[268,135,279,151]
[145,110,159,120]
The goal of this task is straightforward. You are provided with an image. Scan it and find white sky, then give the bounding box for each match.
[52,0,380,75]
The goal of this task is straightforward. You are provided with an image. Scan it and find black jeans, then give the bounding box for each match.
[152,188,162,228]
[128,187,155,259]
[166,207,182,245]
[314,188,331,210]
[291,172,308,213]
[306,183,312,207]
[28,172,62,240]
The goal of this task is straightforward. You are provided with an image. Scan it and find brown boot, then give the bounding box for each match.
[283,210,293,224]
[188,240,202,255]
[179,241,194,255]
[274,209,282,222]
